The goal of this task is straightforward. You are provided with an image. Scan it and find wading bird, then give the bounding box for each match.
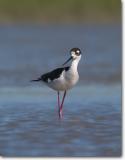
[31,48,82,119]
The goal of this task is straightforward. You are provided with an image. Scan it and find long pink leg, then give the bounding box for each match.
[59,91,67,118]
[57,91,60,111]
[57,91,62,118]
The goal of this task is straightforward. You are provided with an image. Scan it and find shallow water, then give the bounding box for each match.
[0,84,121,157]
[0,24,121,157]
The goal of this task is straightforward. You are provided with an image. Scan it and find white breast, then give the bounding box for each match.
[65,68,79,86]
[46,69,79,91]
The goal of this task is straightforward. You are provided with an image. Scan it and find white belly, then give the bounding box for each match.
[46,70,79,91]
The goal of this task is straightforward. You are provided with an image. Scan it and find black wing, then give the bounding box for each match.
[31,67,70,83]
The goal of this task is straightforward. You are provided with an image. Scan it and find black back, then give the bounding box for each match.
[32,67,70,83]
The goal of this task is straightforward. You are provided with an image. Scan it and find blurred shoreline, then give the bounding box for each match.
[0,0,121,24]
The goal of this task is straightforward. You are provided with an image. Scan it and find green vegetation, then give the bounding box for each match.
[0,0,121,23]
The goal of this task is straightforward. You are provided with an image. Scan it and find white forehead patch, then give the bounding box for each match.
[71,51,75,55]
[76,50,80,53]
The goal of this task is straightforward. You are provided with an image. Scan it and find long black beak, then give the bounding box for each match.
[62,57,72,66]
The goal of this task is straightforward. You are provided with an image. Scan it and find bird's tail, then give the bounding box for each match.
[30,77,42,82]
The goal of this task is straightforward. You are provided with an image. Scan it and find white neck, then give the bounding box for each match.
[70,56,81,71]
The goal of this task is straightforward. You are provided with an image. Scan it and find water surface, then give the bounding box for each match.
[0,24,121,157]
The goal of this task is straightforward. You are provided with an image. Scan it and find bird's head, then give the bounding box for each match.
[63,48,82,65]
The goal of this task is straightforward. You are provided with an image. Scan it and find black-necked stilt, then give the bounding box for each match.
[31,48,82,119]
